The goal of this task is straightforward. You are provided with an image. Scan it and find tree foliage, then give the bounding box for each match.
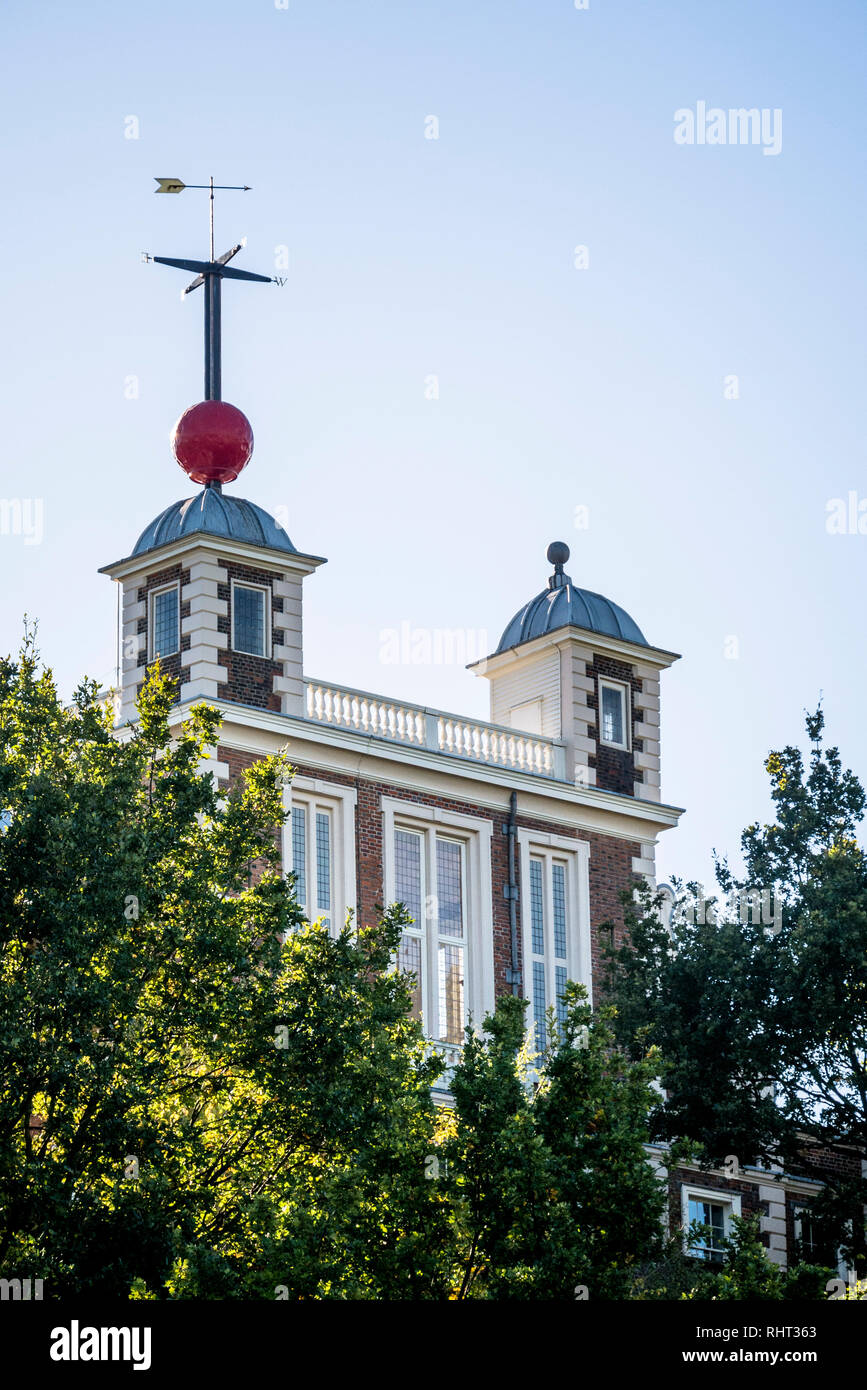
[0,635,447,1298]
[441,986,666,1299]
[605,708,867,1268]
[3,634,831,1298]
[0,636,667,1299]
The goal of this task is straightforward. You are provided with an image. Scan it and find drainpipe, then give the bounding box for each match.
[504,790,522,995]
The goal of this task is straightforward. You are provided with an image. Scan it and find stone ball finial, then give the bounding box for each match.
[547,540,570,568]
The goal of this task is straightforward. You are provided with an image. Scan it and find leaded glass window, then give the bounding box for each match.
[395,829,424,1021]
[527,854,570,1049]
[393,827,467,1046]
[233,583,267,657]
[599,680,628,748]
[291,801,332,930]
[291,805,307,908]
[150,585,179,659]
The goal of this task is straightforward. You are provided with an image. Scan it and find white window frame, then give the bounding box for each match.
[598,677,630,751]
[681,1185,741,1261]
[148,582,180,661]
[518,830,591,1040]
[283,778,356,937]
[231,578,272,659]
[382,797,494,1056]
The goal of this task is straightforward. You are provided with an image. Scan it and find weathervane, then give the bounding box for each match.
[143,176,284,401]
[142,177,285,493]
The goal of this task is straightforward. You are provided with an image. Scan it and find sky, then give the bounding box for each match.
[1,0,865,888]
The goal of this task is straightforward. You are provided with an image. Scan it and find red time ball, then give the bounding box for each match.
[172,400,253,485]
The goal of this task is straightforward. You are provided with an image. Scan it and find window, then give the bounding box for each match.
[598,678,629,750]
[687,1198,726,1262]
[528,856,569,1048]
[285,780,356,935]
[681,1186,740,1262]
[382,798,495,1062]
[518,831,591,1054]
[149,583,179,660]
[290,804,331,929]
[232,580,270,657]
[393,827,467,1045]
[793,1205,834,1266]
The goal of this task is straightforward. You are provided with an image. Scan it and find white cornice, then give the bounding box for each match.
[469,626,680,676]
[99,532,326,582]
[159,697,684,841]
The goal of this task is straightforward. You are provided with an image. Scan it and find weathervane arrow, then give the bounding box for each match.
[154,177,251,194]
[145,176,280,401]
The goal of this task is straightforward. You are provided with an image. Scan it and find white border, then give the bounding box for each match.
[283,776,357,933]
[598,676,631,751]
[148,581,180,661]
[681,1184,742,1258]
[381,795,495,1036]
[517,828,592,1008]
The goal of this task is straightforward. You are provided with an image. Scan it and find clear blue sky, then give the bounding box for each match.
[1,0,865,887]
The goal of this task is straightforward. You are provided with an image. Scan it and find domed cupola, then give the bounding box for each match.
[101,400,325,727]
[496,542,647,654]
[133,489,299,559]
[472,540,679,803]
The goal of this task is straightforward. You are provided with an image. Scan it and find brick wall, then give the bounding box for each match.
[216,559,285,711]
[217,745,641,1002]
[586,653,643,797]
[136,563,191,695]
[794,1144,863,1182]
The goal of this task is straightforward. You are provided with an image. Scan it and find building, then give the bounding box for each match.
[100,450,682,1077]
[96,237,854,1280]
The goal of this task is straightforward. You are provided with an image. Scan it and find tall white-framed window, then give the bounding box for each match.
[231,579,271,658]
[518,830,591,1051]
[382,798,494,1052]
[284,778,356,936]
[681,1185,741,1262]
[598,677,630,751]
[149,582,179,660]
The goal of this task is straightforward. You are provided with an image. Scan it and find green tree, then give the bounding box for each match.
[606,708,867,1269]
[0,635,450,1298]
[629,1216,832,1301]
[6,632,795,1300]
[442,986,667,1299]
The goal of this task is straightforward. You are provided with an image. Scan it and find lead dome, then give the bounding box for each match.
[132,489,297,557]
[496,542,648,653]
